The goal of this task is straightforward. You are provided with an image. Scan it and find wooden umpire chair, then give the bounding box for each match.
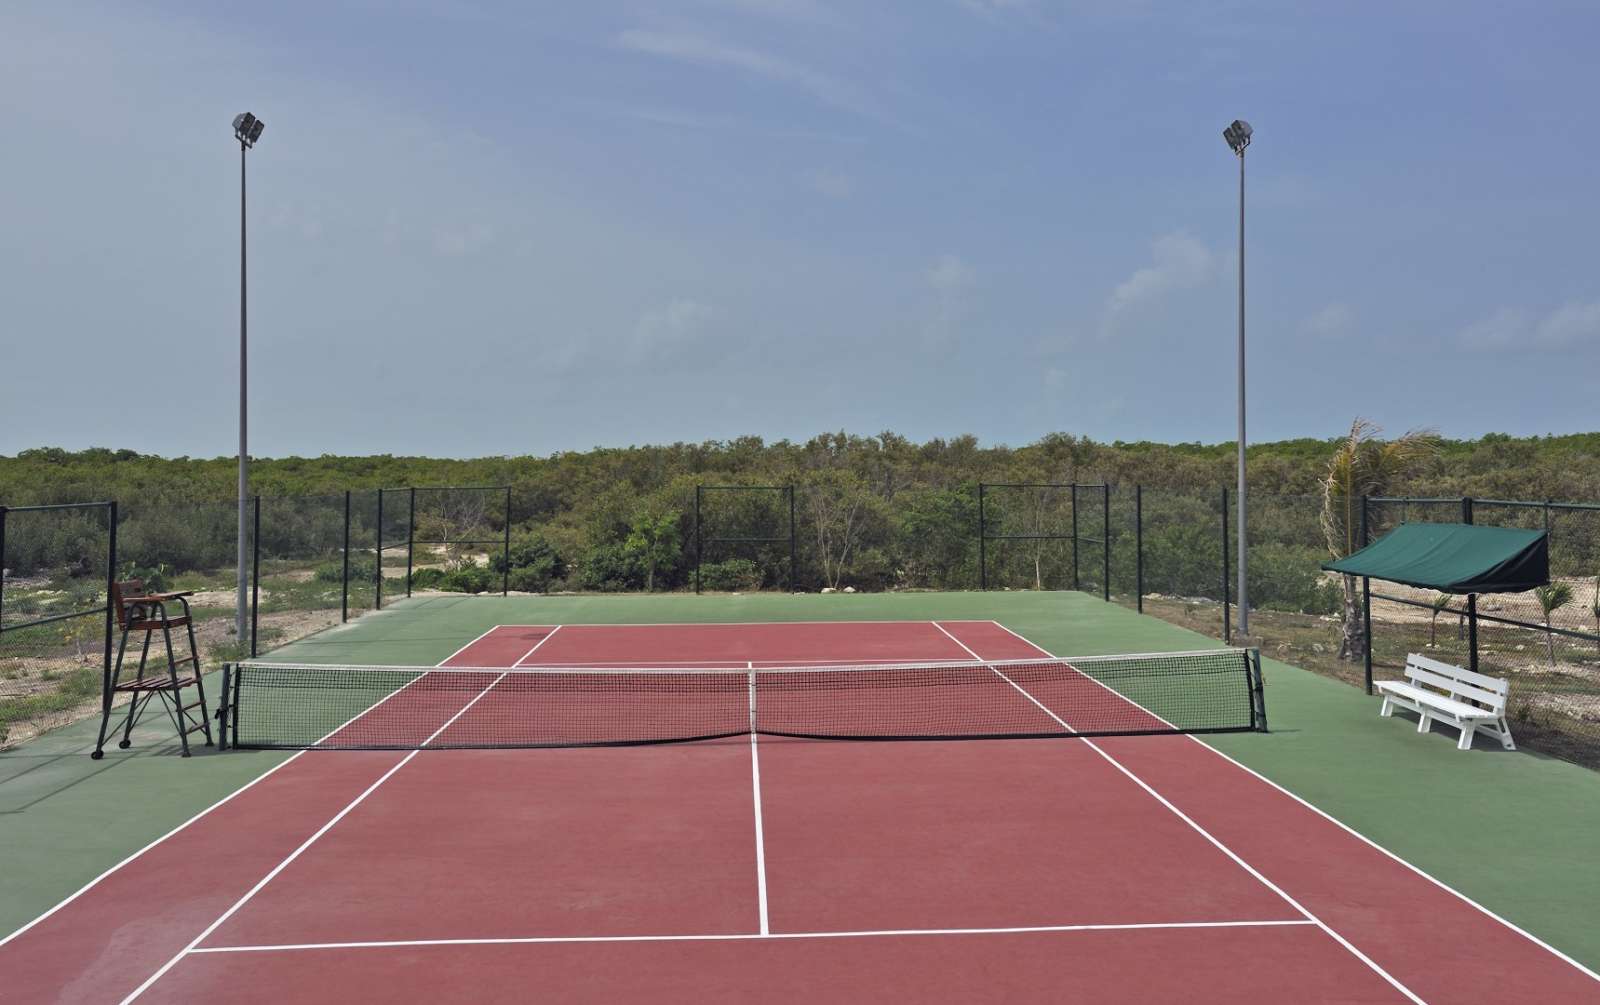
[91,580,213,759]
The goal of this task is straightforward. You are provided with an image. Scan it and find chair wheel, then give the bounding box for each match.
[91,750,104,760]
[118,740,131,749]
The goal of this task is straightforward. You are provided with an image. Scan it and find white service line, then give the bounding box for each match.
[510,624,565,666]
[985,620,1600,987]
[0,626,507,950]
[929,622,1425,1005]
[748,661,770,936]
[120,670,512,1003]
[189,917,1318,954]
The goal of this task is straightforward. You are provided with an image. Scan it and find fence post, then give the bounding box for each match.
[1222,487,1231,643]
[0,506,7,630]
[103,501,118,693]
[1361,495,1372,694]
[1463,496,1478,673]
[250,495,260,657]
[1070,483,1080,592]
[788,486,797,592]
[1134,485,1144,613]
[694,485,702,595]
[376,489,384,610]
[1102,483,1110,602]
[341,491,351,623]
[503,487,512,597]
[406,487,416,599]
[978,483,987,590]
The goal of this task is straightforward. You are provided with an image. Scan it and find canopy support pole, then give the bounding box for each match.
[1463,496,1478,674]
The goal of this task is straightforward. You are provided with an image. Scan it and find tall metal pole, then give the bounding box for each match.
[1235,144,1249,636]
[236,141,250,648]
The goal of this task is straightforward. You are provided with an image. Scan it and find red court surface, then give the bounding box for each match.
[3,620,1598,1004]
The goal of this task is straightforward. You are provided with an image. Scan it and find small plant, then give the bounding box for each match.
[118,562,169,592]
[1533,582,1574,668]
[1428,593,1453,646]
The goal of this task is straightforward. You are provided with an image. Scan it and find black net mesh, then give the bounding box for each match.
[222,649,1265,750]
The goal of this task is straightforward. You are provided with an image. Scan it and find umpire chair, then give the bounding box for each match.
[91,579,213,759]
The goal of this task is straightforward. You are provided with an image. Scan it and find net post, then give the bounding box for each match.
[406,487,415,598]
[503,487,512,597]
[217,663,232,751]
[1102,483,1110,602]
[787,486,797,592]
[1134,485,1144,613]
[694,485,702,595]
[1070,483,1080,592]
[978,483,987,590]
[250,495,261,657]
[376,489,385,610]
[340,490,351,623]
[1221,487,1231,644]
[1248,648,1268,732]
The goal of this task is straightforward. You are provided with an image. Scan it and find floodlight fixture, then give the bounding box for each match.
[1223,119,1252,156]
[233,112,265,149]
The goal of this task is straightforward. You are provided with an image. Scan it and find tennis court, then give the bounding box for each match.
[3,605,1598,1002]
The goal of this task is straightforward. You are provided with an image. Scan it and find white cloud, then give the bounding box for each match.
[616,29,870,117]
[434,222,496,257]
[928,254,975,292]
[1301,302,1354,337]
[1461,303,1600,351]
[804,168,856,199]
[1104,231,1214,326]
[631,298,718,360]
[702,0,841,25]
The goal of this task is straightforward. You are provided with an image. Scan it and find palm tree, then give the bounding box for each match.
[1428,593,1453,646]
[1591,577,1599,654]
[1533,582,1574,668]
[1319,418,1438,660]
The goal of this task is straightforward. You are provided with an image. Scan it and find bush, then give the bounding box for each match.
[1250,544,1341,615]
[314,556,376,584]
[490,531,564,592]
[575,543,641,592]
[699,558,762,592]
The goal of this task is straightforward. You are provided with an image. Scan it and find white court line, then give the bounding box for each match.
[510,624,565,666]
[121,646,531,1003]
[929,622,1425,1005]
[748,661,769,936]
[190,918,1318,954]
[0,623,506,949]
[985,619,1600,988]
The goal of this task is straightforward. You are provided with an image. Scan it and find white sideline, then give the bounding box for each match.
[510,624,564,666]
[122,669,514,1003]
[0,623,505,950]
[748,661,769,936]
[190,918,1318,954]
[930,622,1424,1005]
[984,620,1600,988]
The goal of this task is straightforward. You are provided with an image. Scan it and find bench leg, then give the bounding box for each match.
[1457,721,1475,751]
[1416,712,1431,734]
[1497,718,1516,751]
[1379,696,1394,717]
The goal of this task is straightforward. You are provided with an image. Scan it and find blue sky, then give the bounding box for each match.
[3,1,1597,458]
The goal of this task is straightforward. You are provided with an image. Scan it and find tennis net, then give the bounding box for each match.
[218,649,1266,750]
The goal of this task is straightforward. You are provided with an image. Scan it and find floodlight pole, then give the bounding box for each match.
[233,114,264,648]
[1225,120,1252,636]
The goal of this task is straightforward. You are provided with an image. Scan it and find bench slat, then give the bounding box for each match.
[1405,653,1511,695]
[1402,665,1508,711]
[1377,681,1504,721]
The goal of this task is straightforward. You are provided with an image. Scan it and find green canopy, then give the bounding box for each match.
[1321,522,1549,594]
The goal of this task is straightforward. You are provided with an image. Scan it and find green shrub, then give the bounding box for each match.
[314,556,376,583]
[490,532,564,592]
[699,558,762,592]
[576,543,642,592]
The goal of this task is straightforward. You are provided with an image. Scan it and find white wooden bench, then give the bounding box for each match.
[1377,653,1515,751]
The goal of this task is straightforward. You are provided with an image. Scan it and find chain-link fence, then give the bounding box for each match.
[978,483,1108,598]
[0,502,116,746]
[694,485,796,593]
